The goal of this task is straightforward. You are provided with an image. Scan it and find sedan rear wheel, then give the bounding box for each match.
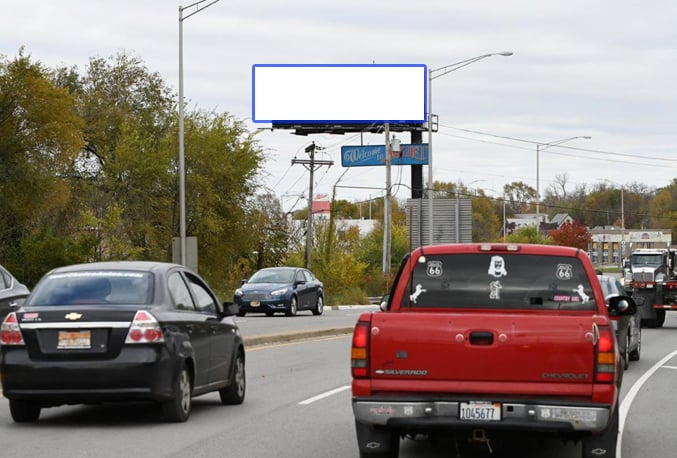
[285,296,298,316]
[629,328,641,361]
[162,364,192,422]
[219,350,246,405]
[9,399,41,423]
[622,332,630,370]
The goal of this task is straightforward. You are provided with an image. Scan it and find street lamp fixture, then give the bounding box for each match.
[427,52,513,245]
[535,136,591,225]
[178,0,221,266]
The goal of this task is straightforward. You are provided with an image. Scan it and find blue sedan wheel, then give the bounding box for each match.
[285,296,297,316]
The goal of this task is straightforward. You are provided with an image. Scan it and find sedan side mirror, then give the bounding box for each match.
[607,296,637,316]
[222,301,240,317]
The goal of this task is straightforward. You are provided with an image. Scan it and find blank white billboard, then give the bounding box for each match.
[252,64,427,123]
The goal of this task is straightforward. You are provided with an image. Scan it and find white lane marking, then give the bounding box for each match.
[618,348,677,458]
[661,365,677,370]
[298,385,351,405]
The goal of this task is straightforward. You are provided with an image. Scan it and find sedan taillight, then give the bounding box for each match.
[0,312,25,346]
[124,311,165,344]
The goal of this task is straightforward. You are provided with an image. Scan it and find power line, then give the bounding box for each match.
[441,123,677,164]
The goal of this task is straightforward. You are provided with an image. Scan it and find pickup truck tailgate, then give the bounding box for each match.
[369,312,595,384]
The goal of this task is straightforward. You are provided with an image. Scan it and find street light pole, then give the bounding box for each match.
[178,0,221,266]
[535,136,591,225]
[427,52,512,246]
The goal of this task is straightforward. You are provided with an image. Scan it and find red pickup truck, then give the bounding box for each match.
[351,243,636,457]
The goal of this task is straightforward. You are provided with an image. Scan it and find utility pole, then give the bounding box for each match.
[383,124,391,274]
[382,127,400,274]
[292,142,333,269]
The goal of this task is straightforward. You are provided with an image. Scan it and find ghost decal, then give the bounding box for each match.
[488,256,508,278]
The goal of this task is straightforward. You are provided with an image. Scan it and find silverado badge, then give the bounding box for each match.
[65,312,83,321]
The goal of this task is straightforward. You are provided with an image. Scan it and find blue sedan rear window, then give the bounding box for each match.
[28,271,153,306]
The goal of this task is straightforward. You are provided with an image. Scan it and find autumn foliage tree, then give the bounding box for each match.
[549,221,592,249]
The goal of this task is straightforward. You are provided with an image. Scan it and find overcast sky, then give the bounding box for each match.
[3,0,676,213]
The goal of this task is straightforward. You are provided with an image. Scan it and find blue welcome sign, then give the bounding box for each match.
[340,144,429,167]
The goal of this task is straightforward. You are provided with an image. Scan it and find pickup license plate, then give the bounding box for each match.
[57,330,91,349]
[459,402,501,421]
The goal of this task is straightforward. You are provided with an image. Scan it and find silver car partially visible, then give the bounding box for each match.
[598,274,642,370]
[0,264,30,322]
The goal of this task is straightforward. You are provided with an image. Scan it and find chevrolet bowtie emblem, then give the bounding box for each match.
[65,312,83,321]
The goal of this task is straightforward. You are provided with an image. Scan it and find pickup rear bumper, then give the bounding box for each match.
[353,399,610,432]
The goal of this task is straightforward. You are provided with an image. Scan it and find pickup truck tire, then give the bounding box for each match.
[355,421,400,457]
[581,405,618,458]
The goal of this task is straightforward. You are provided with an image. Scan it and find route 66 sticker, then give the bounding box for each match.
[556,264,573,280]
[427,261,443,277]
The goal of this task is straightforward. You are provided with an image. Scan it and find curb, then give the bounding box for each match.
[329,305,379,311]
[243,326,355,347]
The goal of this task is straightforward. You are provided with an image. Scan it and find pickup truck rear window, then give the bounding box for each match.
[403,253,595,310]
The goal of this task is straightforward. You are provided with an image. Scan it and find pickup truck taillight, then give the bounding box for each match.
[351,319,371,378]
[595,326,616,383]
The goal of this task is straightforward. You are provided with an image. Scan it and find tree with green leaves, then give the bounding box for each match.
[0,51,85,283]
[507,226,551,244]
[650,179,677,236]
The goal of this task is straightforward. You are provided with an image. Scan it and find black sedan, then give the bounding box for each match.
[0,261,246,423]
[0,263,30,322]
[234,267,324,317]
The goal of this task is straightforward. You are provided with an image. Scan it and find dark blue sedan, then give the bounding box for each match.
[234,267,324,317]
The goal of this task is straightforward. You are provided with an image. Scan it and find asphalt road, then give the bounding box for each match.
[235,304,376,346]
[2,307,677,457]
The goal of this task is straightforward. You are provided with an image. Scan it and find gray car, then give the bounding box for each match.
[0,264,30,322]
[598,274,642,369]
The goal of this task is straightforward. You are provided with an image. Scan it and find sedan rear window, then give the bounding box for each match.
[28,271,153,306]
[404,253,595,310]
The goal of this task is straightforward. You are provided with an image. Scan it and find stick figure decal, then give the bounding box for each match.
[489,280,503,300]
